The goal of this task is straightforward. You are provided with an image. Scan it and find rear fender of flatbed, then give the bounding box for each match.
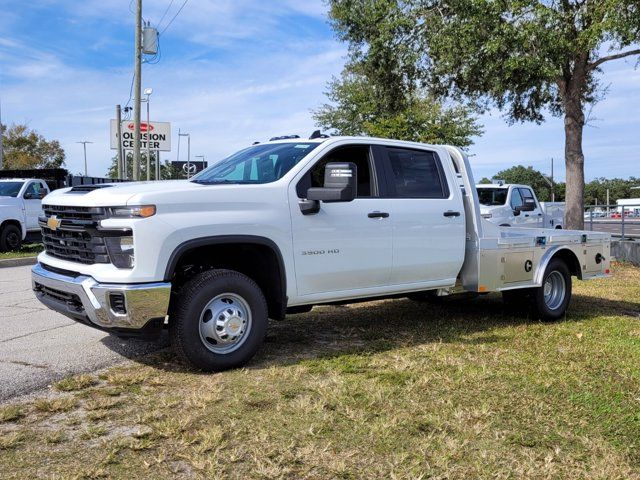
[461,228,611,293]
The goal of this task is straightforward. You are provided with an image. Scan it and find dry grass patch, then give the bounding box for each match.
[0,405,23,423]
[54,374,97,392]
[33,397,78,413]
[0,263,639,479]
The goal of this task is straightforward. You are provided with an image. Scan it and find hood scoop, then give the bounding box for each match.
[68,184,115,194]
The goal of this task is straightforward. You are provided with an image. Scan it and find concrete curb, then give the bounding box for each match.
[0,257,38,269]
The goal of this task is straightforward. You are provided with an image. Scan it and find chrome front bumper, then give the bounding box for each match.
[32,263,171,332]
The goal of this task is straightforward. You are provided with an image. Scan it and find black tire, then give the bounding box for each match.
[169,269,268,371]
[530,258,572,321]
[0,224,22,251]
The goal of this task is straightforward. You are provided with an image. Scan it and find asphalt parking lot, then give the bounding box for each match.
[0,264,167,402]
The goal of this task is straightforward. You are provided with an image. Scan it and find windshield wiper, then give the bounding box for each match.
[191,179,244,185]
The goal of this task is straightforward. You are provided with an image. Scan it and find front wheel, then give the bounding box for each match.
[0,224,22,251]
[169,269,268,371]
[531,258,572,321]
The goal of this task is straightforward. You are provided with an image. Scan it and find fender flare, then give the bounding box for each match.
[163,234,288,315]
[534,246,581,286]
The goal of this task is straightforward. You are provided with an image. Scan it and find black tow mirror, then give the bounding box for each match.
[521,198,536,212]
[307,162,357,203]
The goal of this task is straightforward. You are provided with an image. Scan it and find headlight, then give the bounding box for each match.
[107,205,156,218]
[105,234,135,268]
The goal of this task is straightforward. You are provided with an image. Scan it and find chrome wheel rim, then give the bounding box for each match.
[543,271,566,311]
[198,293,252,354]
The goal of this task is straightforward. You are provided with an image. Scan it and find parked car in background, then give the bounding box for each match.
[476,183,564,228]
[0,179,50,251]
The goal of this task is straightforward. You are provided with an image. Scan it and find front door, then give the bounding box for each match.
[289,144,392,296]
[23,181,46,230]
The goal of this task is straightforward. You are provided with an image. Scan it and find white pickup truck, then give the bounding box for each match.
[477,183,564,229]
[32,137,610,370]
[0,178,50,251]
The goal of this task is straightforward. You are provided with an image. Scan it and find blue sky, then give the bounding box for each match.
[0,0,638,182]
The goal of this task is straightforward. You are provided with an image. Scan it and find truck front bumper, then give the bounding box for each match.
[31,263,171,337]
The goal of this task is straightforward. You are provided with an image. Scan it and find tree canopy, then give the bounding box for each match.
[1,123,65,169]
[326,0,640,229]
[107,152,181,180]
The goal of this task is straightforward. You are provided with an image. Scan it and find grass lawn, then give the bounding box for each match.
[0,243,42,260]
[1,263,639,479]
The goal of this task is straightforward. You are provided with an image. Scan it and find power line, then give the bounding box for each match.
[157,0,175,30]
[160,0,189,36]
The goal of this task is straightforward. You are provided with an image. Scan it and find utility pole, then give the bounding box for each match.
[179,132,191,178]
[77,141,93,176]
[116,105,124,179]
[550,157,555,202]
[132,0,143,181]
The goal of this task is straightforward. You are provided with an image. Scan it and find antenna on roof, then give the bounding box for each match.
[309,130,329,139]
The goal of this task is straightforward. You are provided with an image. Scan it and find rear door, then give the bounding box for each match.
[380,146,465,286]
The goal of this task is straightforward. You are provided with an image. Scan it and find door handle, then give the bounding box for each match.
[537,213,542,216]
[524,214,530,217]
[368,211,389,219]
[443,211,460,217]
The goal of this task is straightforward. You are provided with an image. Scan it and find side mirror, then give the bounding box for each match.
[306,162,357,203]
[521,198,536,212]
[513,208,521,216]
[23,192,36,200]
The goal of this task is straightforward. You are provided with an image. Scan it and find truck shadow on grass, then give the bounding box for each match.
[109,291,639,372]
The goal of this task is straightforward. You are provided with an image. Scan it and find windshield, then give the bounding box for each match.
[0,182,24,198]
[477,187,508,206]
[192,142,321,185]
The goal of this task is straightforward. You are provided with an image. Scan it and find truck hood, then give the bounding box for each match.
[0,197,21,208]
[42,180,281,207]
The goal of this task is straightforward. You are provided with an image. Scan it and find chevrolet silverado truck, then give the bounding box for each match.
[32,137,610,370]
[0,178,50,250]
[477,183,564,229]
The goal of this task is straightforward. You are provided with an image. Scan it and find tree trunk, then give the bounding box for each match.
[562,84,586,230]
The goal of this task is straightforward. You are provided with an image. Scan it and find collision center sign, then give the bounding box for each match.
[110,120,171,152]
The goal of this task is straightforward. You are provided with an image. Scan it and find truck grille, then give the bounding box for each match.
[40,205,110,265]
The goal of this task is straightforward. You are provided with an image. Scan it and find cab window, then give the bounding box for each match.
[383,147,449,198]
[296,145,374,198]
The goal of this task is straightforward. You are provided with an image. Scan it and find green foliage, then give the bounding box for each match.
[314,13,482,146]
[584,177,640,206]
[326,0,640,228]
[0,123,65,169]
[107,152,182,180]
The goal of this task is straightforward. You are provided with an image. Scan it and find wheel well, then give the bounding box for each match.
[167,239,286,320]
[0,220,23,236]
[551,249,581,279]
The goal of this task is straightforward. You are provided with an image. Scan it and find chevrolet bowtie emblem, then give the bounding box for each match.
[47,215,61,231]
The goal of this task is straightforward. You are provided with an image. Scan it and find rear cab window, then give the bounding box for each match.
[381,147,450,199]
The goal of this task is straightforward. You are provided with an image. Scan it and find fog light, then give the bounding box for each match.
[105,235,135,268]
[109,292,127,315]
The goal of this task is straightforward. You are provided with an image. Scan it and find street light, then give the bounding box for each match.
[76,141,93,176]
[178,132,191,179]
[143,88,153,181]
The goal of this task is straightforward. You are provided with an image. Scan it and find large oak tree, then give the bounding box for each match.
[328,0,640,229]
